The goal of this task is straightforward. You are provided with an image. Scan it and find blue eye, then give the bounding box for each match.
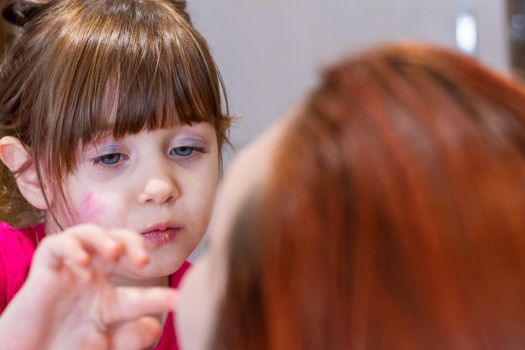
[94,153,122,165]
[171,147,193,157]
[170,146,200,158]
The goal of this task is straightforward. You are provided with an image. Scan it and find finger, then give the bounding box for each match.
[102,287,177,325]
[65,224,125,261]
[111,316,163,350]
[33,234,90,271]
[106,229,149,267]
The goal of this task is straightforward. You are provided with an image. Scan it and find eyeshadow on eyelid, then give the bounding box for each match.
[175,138,207,146]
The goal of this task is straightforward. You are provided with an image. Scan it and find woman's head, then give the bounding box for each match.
[177,43,525,349]
[0,0,229,227]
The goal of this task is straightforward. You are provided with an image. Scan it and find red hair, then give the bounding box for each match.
[214,43,525,349]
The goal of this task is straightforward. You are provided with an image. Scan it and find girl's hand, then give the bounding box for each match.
[0,224,176,350]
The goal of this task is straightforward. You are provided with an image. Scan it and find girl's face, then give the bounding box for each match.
[46,123,220,281]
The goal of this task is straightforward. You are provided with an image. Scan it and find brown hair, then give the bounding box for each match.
[0,0,230,227]
[214,43,525,349]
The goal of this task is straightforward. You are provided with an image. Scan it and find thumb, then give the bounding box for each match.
[111,316,163,350]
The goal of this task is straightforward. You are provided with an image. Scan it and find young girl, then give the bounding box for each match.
[0,0,230,349]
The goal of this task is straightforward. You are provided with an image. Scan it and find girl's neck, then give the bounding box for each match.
[112,275,170,288]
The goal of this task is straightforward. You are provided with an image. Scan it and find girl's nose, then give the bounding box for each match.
[138,175,180,205]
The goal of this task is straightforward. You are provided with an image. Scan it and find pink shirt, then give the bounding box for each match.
[0,222,189,350]
[155,261,191,350]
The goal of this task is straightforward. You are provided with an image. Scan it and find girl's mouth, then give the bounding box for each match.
[141,226,181,245]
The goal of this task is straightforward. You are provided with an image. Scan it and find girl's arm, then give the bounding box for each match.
[0,224,176,350]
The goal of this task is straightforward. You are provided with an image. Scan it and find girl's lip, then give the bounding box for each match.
[141,227,181,245]
[141,222,180,234]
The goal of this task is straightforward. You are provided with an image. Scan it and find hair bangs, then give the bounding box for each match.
[38,0,226,174]
[110,30,225,139]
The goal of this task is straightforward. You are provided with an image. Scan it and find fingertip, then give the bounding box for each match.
[134,252,149,267]
[144,316,163,341]
[76,250,90,266]
[166,290,179,309]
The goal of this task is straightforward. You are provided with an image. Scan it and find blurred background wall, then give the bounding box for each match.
[189,0,509,153]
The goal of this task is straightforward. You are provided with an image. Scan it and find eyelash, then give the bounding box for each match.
[92,146,206,168]
[92,153,127,167]
[170,146,206,158]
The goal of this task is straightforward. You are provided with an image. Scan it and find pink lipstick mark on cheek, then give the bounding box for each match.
[76,192,107,223]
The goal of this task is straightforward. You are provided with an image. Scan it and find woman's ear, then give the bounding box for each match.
[0,136,49,209]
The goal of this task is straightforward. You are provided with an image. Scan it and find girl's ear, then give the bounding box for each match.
[0,136,50,210]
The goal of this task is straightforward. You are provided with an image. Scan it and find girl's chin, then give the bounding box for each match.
[112,256,184,284]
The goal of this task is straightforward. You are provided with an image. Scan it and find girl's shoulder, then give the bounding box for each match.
[0,222,45,249]
[0,222,45,312]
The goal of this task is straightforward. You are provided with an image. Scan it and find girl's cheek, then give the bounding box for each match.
[75,192,107,223]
